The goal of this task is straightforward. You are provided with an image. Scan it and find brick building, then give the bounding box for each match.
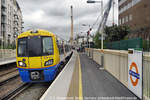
[118,0,150,39]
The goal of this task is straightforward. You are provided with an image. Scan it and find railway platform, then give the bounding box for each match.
[0,57,16,66]
[41,52,138,100]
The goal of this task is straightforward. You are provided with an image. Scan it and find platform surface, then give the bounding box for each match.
[41,52,140,100]
[40,51,77,100]
[0,57,16,66]
[79,53,139,100]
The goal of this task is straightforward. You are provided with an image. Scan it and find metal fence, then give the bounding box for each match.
[105,38,143,50]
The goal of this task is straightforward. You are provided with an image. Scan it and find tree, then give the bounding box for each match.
[93,32,101,48]
[93,25,130,48]
[104,25,130,42]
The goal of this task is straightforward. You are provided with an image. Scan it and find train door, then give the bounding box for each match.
[28,36,42,69]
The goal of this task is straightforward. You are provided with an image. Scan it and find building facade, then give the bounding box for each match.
[118,0,150,39]
[0,0,1,41]
[0,0,23,47]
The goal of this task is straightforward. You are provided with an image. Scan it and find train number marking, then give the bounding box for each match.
[30,71,40,80]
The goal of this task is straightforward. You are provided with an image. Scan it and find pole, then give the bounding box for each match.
[0,37,2,58]
[112,0,115,26]
[70,5,74,46]
[63,41,66,57]
[87,27,90,48]
[89,35,90,48]
[87,33,88,48]
[100,1,104,70]
[101,1,103,50]
[101,30,103,49]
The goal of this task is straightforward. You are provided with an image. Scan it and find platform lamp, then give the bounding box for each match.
[87,0,103,50]
[87,0,104,69]
[81,24,91,48]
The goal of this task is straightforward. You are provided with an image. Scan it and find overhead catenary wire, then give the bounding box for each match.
[87,0,113,34]
[96,0,113,34]
[91,0,111,29]
[91,11,102,29]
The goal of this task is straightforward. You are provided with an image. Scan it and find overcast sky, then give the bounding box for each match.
[17,0,118,41]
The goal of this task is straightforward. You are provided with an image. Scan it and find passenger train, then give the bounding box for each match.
[16,29,71,82]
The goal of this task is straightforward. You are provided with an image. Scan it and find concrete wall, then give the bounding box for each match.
[85,48,150,100]
[0,49,16,58]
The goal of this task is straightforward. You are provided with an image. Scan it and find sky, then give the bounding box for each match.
[17,0,118,41]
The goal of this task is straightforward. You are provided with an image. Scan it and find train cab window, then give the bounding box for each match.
[42,37,53,55]
[28,36,42,57]
[18,38,27,57]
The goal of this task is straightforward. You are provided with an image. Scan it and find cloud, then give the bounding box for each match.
[17,0,118,41]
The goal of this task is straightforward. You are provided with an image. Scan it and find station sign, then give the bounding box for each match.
[128,49,143,99]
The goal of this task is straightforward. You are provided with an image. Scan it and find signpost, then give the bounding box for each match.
[128,49,143,99]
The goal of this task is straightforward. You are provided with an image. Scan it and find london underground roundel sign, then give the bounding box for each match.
[128,49,143,99]
[129,62,139,86]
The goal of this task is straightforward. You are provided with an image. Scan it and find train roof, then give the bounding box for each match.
[18,29,56,38]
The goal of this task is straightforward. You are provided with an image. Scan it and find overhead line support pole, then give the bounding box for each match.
[70,5,74,46]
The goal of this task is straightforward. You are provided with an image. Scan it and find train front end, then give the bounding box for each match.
[16,30,60,83]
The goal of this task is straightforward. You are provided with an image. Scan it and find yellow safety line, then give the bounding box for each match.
[78,54,83,100]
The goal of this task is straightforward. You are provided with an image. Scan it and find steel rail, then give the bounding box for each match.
[0,83,31,100]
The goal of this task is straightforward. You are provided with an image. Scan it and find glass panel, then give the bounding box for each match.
[18,38,27,57]
[17,36,53,57]
[28,36,42,57]
[42,37,53,55]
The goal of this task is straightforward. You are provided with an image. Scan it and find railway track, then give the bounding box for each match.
[0,52,73,100]
[0,67,19,86]
[0,74,19,86]
[0,68,18,77]
[0,74,31,100]
[0,63,19,85]
[0,66,31,100]
[0,65,26,100]
[0,83,31,100]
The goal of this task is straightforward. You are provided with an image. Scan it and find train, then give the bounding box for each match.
[16,29,71,83]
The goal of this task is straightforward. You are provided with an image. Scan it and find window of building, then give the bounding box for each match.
[144,4,148,8]
[119,0,141,14]
[119,19,122,25]
[126,16,128,22]
[129,14,132,21]
[120,19,122,25]
[122,17,125,24]
[124,4,127,11]
[132,0,141,6]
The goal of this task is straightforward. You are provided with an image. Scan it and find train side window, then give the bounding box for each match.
[42,37,53,55]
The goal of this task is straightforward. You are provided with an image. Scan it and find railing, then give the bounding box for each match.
[1,0,6,8]
[85,48,150,100]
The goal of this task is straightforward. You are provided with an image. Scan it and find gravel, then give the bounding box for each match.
[0,70,19,83]
[0,76,23,98]
[13,82,51,100]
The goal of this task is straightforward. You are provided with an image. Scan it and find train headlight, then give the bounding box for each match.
[45,59,53,66]
[18,61,26,67]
